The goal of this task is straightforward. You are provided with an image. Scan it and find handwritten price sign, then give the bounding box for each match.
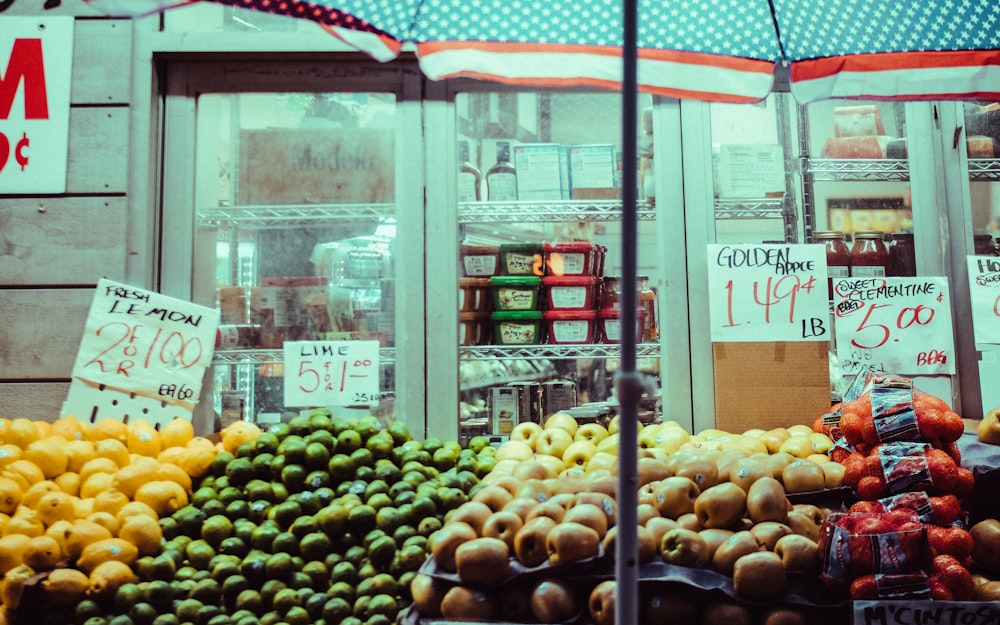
[966,256,1000,344]
[69,279,219,405]
[283,340,380,407]
[707,244,829,342]
[833,277,954,375]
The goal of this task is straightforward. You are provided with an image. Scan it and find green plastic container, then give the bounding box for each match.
[490,276,542,311]
[492,311,543,345]
[499,243,544,276]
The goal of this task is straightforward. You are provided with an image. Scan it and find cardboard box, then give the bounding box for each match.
[712,341,831,432]
[514,143,569,200]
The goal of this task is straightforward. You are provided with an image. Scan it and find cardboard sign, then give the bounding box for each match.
[833,277,955,375]
[853,600,1000,625]
[707,244,830,342]
[283,340,380,407]
[966,255,1000,344]
[62,280,220,426]
[238,128,394,204]
[0,17,73,193]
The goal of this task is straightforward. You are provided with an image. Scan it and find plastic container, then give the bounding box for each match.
[459,278,492,312]
[492,311,543,345]
[850,231,890,277]
[543,242,600,276]
[490,276,542,311]
[597,308,647,344]
[544,310,597,344]
[499,243,543,276]
[542,275,598,310]
[599,276,621,310]
[459,311,490,346]
[813,231,851,297]
[460,244,500,277]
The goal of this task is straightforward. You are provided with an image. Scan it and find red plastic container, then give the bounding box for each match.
[543,242,600,276]
[597,308,647,344]
[542,275,598,311]
[544,310,597,344]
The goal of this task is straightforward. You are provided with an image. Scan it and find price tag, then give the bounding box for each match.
[833,277,955,375]
[283,340,380,407]
[966,255,1000,344]
[62,279,220,425]
[707,244,829,342]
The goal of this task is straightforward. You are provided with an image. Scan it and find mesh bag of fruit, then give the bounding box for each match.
[841,442,974,501]
[818,510,929,587]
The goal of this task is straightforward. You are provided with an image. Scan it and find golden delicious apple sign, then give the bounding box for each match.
[0,17,73,193]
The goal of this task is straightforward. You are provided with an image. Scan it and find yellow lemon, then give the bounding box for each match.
[86,419,128,444]
[41,567,89,609]
[76,538,138,574]
[159,418,194,449]
[133,481,187,519]
[86,559,134,603]
[63,441,96,474]
[64,520,113,560]
[49,416,86,442]
[0,535,30,576]
[0,446,22,470]
[178,438,216,479]
[0,419,8,443]
[111,457,158,499]
[36,491,76,528]
[22,534,62,571]
[0,478,22,516]
[0,514,10,535]
[79,472,115,501]
[126,421,161,458]
[116,500,160,526]
[156,446,186,466]
[23,439,68,480]
[4,460,44,487]
[34,422,52,440]
[21,480,61,509]
[117,514,162,557]
[44,519,73,552]
[53,472,80,497]
[91,489,129,518]
[72,497,93,520]
[221,421,261,454]
[3,509,43,538]
[5,420,40,450]
[85,512,119,537]
[153,463,192,494]
[78,458,119,484]
[93,439,130,469]
[1,564,34,610]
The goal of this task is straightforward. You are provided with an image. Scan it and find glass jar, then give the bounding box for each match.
[812,231,850,298]
[888,233,916,277]
[850,231,890,278]
[637,275,658,341]
[600,276,621,310]
[974,234,998,256]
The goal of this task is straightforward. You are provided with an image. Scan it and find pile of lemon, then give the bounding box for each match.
[0,414,258,622]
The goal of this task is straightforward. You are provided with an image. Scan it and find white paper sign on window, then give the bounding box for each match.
[833,277,955,375]
[0,17,73,193]
[966,255,1000,345]
[707,243,830,342]
[283,340,380,408]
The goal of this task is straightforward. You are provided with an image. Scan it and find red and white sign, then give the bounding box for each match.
[0,17,73,193]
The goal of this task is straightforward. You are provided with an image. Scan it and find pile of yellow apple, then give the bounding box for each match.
[411,413,845,623]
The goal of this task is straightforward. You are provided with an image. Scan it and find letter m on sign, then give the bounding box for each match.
[0,38,48,120]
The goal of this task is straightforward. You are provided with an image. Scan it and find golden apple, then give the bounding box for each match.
[575,423,610,445]
[562,440,598,470]
[535,428,574,459]
[544,412,579,437]
[510,422,544,449]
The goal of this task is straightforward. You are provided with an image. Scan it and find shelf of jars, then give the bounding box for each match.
[804,158,910,181]
[458,200,656,224]
[196,203,395,228]
[968,159,1000,181]
[459,343,661,360]
[713,197,786,219]
[212,348,397,365]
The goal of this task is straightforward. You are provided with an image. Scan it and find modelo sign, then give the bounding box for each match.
[0,16,72,193]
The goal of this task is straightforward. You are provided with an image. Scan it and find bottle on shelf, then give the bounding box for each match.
[888,232,916,277]
[638,275,658,341]
[486,141,518,201]
[850,231,891,277]
[458,140,481,202]
[812,231,851,298]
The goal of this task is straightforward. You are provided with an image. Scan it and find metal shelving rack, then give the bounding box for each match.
[805,159,911,182]
[457,199,656,223]
[197,203,395,228]
[211,348,396,365]
[968,159,1000,181]
[461,343,661,360]
[713,197,785,220]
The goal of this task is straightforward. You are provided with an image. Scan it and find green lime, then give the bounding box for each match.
[303,442,331,471]
[235,440,256,458]
[233,518,257,543]
[185,539,217,570]
[133,555,156,582]
[364,431,394,460]
[277,436,307,464]
[225,499,250,521]
[251,453,275,481]
[285,606,310,625]
[151,615,179,625]
[395,543,424,573]
[173,506,207,539]
[158,516,180,541]
[307,412,333,434]
[272,587,302,613]
[260,579,288,606]
[271,531,299,556]
[298,532,331,562]
[366,493,392,512]
[270,501,302,529]
[244,479,274,503]
[366,614,393,625]
[258,613,280,625]
[201,515,234,548]
[336,430,362,454]
[325,580,355,604]
[366,535,396,571]
[304,591,327,619]
[128,602,158,625]
[269,454,287,481]
[217,485,242,506]
[316,504,348,537]
[322,597,352,623]
[211,452,235,477]
[190,486,218,509]
[247,500,271,524]
[301,560,328,588]
[175,598,203,624]
[225,457,256,488]
[221,574,250,607]
[270,481,289,503]
[287,415,312,436]
[250,524,280,551]
[193,604,222,625]
[239,553,267,584]
[305,429,335,449]
[113,583,143,614]
[144,580,174,611]
[107,616,135,625]
[234,589,264,616]
[289,516,319,539]
[218,536,250,559]
[304,470,331,490]
[349,447,374,470]
[200,498,226,518]
[266,552,296,580]
[347,505,377,534]
[253,432,280,455]
[374,507,402,535]
[189,578,222,604]
[364,593,398,622]
[75,599,103,624]
[213,475,231,491]
[326,454,356,484]
[268,422,291,439]
[281,464,307,493]
[353,595,371,619]
[290,490,321,516]
[343,544,367,566]
[328,561,359,586]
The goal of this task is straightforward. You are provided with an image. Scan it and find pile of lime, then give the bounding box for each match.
[72,412,497,625]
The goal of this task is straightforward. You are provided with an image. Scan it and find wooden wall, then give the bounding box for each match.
[0,2,132,421]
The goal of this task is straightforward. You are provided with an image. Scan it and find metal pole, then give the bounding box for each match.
[615,0,640,622]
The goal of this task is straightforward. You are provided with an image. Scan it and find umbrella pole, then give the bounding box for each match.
[615,0,640,622]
